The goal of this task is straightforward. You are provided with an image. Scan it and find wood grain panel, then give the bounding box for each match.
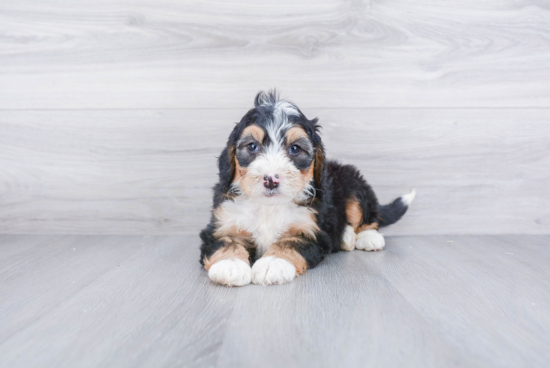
[0,108,547,235]
[1,0,550,108]
[320,108,550,236]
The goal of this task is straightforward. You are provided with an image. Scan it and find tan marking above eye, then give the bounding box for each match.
[241,125,265,143]
[233,158,247,183]
[285,127,308,144]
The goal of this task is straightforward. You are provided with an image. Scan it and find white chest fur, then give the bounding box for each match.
[215,198,315,256]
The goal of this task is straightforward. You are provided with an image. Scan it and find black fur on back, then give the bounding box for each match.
[309,161,381,255]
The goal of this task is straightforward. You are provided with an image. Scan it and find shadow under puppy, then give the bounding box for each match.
[200,91,415,286]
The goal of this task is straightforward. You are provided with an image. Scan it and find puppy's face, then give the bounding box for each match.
[224,92,323,202]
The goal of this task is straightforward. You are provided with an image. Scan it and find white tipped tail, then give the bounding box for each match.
[379,189,416,227]
[401,189,416,206]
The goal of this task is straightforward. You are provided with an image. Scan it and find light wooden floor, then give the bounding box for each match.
[1,234,549,368]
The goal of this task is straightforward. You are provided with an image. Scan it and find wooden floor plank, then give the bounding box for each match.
[0,235,152,344]
[216,249,473,368]
[0,235,66,263]
[377,235,550,368]
[0,235,239,368]
[1,235,549,368]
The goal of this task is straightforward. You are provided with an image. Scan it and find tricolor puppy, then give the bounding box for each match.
[200,91,415,286]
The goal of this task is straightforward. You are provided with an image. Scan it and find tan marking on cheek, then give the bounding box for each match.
[203,243,250,271]
[264,244,308,275]
[242,125,265,143]
[232,125,263,193]
[285,126,308,143]
[232,158,247,183]
[356,222,379,233]
[346,197,363,231]
[232,156,256,196]
[239,172,255,196]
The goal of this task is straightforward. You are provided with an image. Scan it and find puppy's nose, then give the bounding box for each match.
[263,174,279,190]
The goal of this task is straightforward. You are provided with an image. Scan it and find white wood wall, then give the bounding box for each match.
[0,0,548,235]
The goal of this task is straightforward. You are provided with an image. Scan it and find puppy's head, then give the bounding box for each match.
[219,90,324,202]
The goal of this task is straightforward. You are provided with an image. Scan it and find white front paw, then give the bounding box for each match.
[355,230,385,251]
[252,256,296,286]
[208,258,252,287]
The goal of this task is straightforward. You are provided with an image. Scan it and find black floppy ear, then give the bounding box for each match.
[217,122,245,194]
[307,117,325,190]
[217,145,236,194]
[313,143,325,190]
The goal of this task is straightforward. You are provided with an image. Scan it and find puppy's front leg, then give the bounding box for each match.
[252,233,322,286]
[202,236,252,287]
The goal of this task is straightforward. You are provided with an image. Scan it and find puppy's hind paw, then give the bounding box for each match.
[356,230,385,251]
[341,225,356,251]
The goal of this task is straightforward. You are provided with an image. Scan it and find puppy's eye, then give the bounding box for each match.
[289,145,301,155]
[248,142,259,153]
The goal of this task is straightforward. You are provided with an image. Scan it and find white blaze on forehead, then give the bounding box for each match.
[257,148,294,173]
[261,101,299,177]
[262,100,299,148]
[274,100,299,115]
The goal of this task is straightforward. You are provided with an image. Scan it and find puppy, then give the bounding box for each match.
[200,91,415,286]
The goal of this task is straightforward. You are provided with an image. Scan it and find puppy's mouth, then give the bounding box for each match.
[264,189,279,197]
